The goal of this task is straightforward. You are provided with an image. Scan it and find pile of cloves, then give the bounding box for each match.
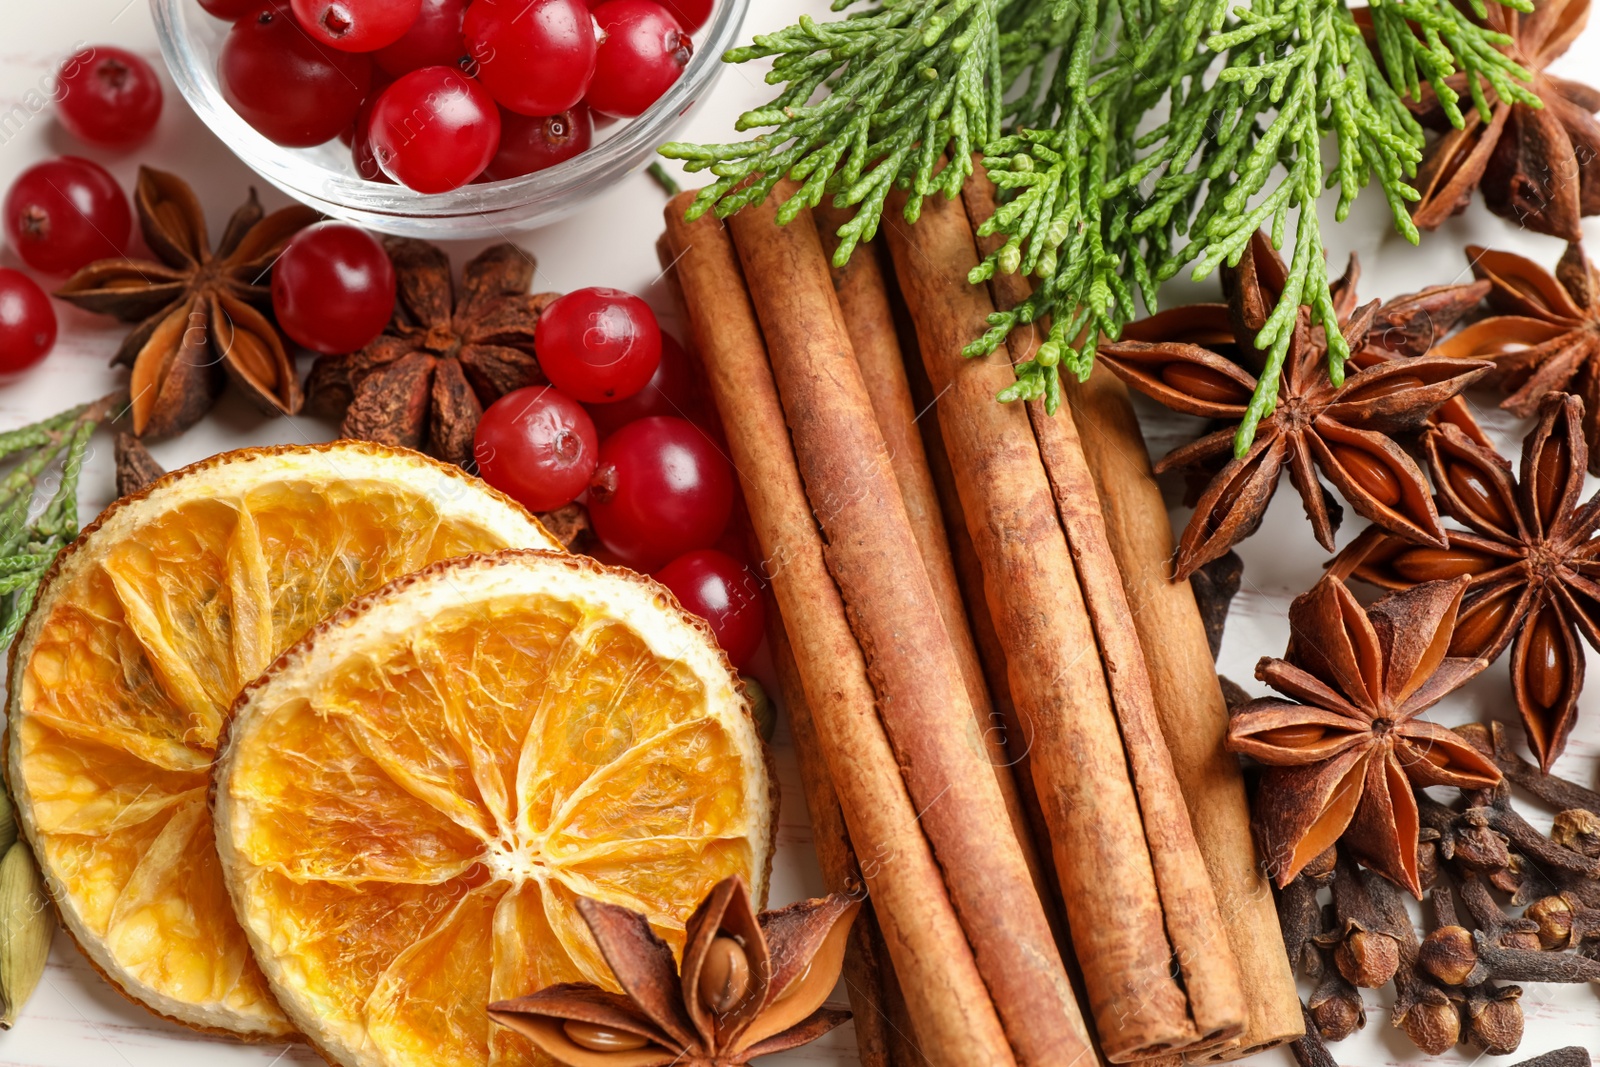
[1277,722,1600,1063]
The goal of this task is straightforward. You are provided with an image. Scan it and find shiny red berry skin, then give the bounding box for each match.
[656,549,765,667]
[56,47,164,148]
[221,4,372,146]
[291,0,422,52]
[199,0,261,18]
[374,0,467,74]
[588,416,733,569]
[465,0,597,116]
[657,0,711,32]
[0,270,57,372]
[482,105,592,180]
[3,157,129,275]
[368,66,501,192]
[271,222,396,354]
[585,331,701,436]
[475,387,598,511]
[587,0,691,118]
[536,287,661,404]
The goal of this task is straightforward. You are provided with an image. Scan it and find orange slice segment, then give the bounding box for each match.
[7,443,560,1038]
[213,551,773,1067]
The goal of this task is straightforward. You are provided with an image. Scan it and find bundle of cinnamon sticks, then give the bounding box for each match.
[660,173,1301,1067]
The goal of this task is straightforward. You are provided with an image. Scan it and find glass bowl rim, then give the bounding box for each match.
[148,0,751,225]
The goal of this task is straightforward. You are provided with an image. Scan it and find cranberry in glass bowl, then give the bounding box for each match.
[147,0,749,237]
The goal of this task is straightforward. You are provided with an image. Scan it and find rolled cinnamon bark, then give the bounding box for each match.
[811,206,1048,908]
[726,187,1091,1067]
[882,186,1196,1061]
[767,619,906,1067]
[959,174,1244,1051]
[661,200,1015,1067]
[1064,364,1304,1062]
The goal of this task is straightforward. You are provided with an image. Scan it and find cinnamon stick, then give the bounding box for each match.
[960,174,1245,1051]
[767,618,917,1067]
[661,200,1015,1067]
[811,206,1049,911]
[882,186,1196,1061]
[724,186,1091,1067]
[1064,363,1304,1061]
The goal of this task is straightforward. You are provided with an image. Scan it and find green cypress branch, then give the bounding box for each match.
[665,0,1538,449]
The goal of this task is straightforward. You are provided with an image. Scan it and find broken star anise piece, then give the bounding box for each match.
[488,876,858,1066]
[1332,393,1600,771]
[1099,232,1493,579]
[1228,574,1500,896]
[1435,242,1600,472]
[55,167,317,439]
[1402,0,1600,240]
[305,238,558,466]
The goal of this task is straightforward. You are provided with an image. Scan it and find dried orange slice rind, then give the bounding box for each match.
[213,550,773,1067]
[6,443,562,1038]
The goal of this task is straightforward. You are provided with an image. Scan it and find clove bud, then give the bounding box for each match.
[1464,983,1524,1055]
[1418,925,1483,987]
[1550,808,1600,858]
[1306,973,1365,1041]
[697,935,751,1015]
[1333,924,1400,989]
[1399,993,1461,1056]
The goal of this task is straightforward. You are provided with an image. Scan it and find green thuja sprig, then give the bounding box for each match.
[0,396,117,650]
[666,0,1536,453]
[660,0,1019,263]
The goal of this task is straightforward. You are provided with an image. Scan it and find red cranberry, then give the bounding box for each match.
[367,66,502,192]
[56,46,164,148]
[587,0,692,118]
[0,270,58,372]
[3,157,130,275]
[220,3,373,146]
[483,106,592,180]
[290,0,423,53]
[465,0,597,115]
[374,0,468,75]
[271,222,396,354]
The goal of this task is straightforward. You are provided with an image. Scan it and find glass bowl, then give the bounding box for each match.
[149,0,749,238]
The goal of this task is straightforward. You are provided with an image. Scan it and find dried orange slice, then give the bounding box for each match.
[212,550,773,1067]
[6,443,561,1038]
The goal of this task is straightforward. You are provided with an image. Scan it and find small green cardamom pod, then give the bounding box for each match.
[0,789,17,856]
[0,840,54,1029]
[741,675,775,743]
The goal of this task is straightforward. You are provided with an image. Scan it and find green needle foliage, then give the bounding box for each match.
[661,0,1537,454]
[0,397,115,650]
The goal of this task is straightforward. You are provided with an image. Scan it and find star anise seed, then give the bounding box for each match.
[1398,0,1600,239]
[1099,232,1493,579]
[306,239,558,466]
[1434,241,1600,474]
[1331,392,1600,771]
[55,167,317,439]
[1228,574,1500,896]
[488,876,858,1067]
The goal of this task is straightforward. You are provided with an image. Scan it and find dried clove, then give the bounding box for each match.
[1506,1050,1592,1067]
[1524,893,1600,950]
[1325,852,1400,988]
[1288,1004,1340,1067]
[1366,862,1462,1055]
[1457,872,1542,952]
[1275,861,1333,979]
[1550,809,1600,858]
[1458,722,1600,815]
[1463,982,1524,1055]
[1306,966,1366,1041]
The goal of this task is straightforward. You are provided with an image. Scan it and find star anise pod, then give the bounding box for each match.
[1402,0,1600,239]
[1331,393,1600,771]
[305,239,556,465]
[1228,574,1501,896]
[1099,232,1493,579]
[488,876,858,1066]
[55,167,316,438]
[1435,242,1600,473]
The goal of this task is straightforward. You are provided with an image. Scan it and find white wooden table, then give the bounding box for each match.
[1,2,1598,1064]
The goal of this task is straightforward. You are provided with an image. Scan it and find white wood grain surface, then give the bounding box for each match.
[1,2,1598,1065]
